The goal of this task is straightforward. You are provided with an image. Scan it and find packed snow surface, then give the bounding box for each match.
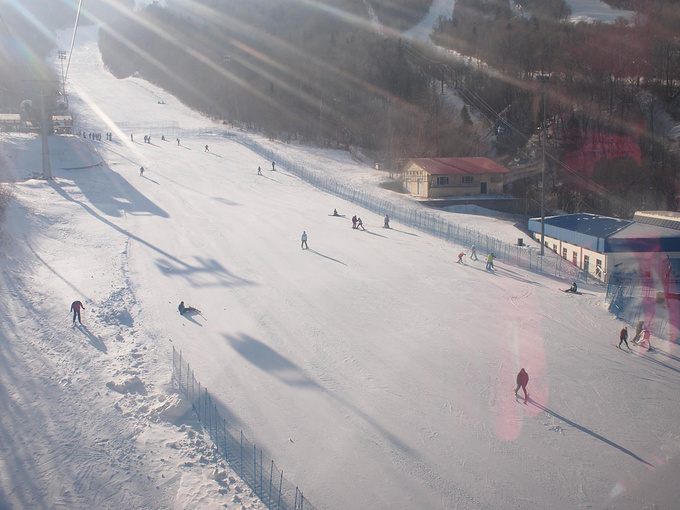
[1,22,679,510]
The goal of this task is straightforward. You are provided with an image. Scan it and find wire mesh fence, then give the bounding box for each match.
[172,346,315,510]
[232,133,578,281]
[74,119,578,280]
[605,274,680,344]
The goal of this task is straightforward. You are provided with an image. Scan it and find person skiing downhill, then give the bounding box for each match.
[631,320,644,343]
[515,368,529,400]
[351,215,358,229]
[457,251,466,264]
[356,217,365,230]
[257,166,262,175]
[470,245,478,261]
[383,214,390,228]
[140,166,145,177]
[486,252,495,271]
[272,161,276,171]
[618,326,631,350]
[301,231,308,250]
[71,300,85,325]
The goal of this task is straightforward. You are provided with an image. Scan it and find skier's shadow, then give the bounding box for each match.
[207,152,223,158]
[363,230,387,239]
[141,175,160,185]
[527,399,653,467]
[76,324,107,353]
[307,249,346,265]
[494,267,540,286]
[180,309,204,326]
[258,174,281,183]
[388,227,418,237]
[652,348,680,364]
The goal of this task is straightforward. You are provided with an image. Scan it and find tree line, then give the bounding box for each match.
[433,0,680,216]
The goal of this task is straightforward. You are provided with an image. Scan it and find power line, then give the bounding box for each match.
[64,0,84,83]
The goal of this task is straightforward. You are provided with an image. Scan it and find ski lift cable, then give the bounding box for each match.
[64,0,83,84]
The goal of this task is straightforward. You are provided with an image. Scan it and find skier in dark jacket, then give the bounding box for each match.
[618,326,631,350]
[515,368,529,400]
[178,301,201,315]
[71,300,85,325]
[565,281,577,293]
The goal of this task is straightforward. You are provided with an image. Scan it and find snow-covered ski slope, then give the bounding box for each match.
[1,24,679,510]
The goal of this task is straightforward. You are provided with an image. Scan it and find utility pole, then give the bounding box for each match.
[537,75,550,256]
[24,80,59,180]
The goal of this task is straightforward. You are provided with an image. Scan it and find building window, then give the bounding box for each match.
[562,248,567,259]
[583,255,590,272]
[572,252,578,266]
[462,175,474,184]
[436,176,449,186]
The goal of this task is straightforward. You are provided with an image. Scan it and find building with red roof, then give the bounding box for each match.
[402,157,510,198]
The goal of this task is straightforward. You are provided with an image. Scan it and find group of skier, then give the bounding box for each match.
[619,320,652,351]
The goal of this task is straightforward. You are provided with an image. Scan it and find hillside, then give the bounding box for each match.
[1,22,679,510]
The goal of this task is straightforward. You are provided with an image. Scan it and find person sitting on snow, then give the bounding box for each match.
[178,301,200,315]
[565,281,578,293]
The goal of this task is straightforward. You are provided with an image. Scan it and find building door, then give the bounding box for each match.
[480,182,487,194]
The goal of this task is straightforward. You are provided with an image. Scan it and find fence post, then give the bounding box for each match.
[223,419,228,460]
[260,449,263,497]
[253,444,257,490]
[186,363,190,399]
[278,471,283,510]
[214,405,218,452]
[240,431,243,479]
[172,346,175,386]
[197,382,201,419]
[269,460,274,505]
[178,350,182,391]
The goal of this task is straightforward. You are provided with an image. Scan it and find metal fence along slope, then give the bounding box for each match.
[232,133,579,281]
[172,347,316,510]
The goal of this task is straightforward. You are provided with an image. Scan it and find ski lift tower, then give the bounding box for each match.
[23,80,60,180]
[58,51,67,99]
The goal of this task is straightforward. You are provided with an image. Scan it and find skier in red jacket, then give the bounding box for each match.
[71,300,85,325]
[514,368,529,400]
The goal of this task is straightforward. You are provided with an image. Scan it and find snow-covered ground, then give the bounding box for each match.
[1,21,679,510]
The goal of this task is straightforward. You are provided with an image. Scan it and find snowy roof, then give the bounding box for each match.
[407,157,510,176]
[633,211,680,230]
[529,213,631,237]
[528,213,680,253]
